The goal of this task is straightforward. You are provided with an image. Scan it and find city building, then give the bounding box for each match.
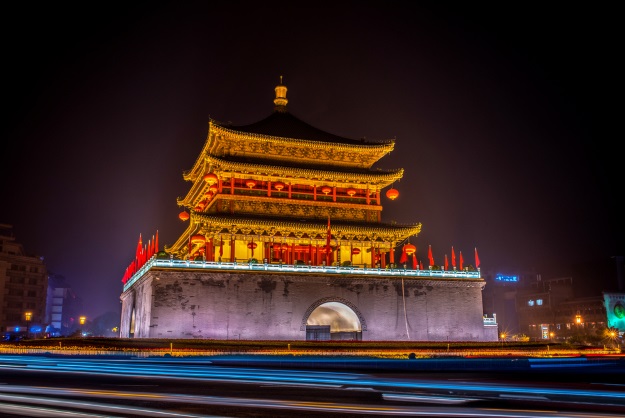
[119,79,498,341]
[45,274,83,337]
[0,224,48,338]
[603,255,625,337]
[481,269,539,337]
[551,295,607,340]
[484,270,617,342]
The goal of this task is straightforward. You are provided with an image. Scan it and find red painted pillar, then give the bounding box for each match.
[206,238,213,261]
[230,236,235,262]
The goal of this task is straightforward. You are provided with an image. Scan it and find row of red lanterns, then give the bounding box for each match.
[204,171,400,200]
[180,176,399,221]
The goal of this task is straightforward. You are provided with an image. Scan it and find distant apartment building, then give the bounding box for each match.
[45,274,83,336]
[0,224,48,335]
[516,276,576,340]
[550,295,607,339]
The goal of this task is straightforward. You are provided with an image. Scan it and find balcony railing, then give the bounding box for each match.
[123,257,481,291]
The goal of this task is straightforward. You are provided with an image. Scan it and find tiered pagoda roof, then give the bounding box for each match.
[166,79,421,260]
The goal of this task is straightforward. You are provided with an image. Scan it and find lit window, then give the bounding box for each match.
[536,299,543,305]
[528,300,534,306]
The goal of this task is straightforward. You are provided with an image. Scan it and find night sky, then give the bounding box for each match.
[2,2,622,319]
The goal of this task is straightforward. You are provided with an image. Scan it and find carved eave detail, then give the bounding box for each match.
[204,154,402,184]
[204,122,394,169]
[207,194,382,222]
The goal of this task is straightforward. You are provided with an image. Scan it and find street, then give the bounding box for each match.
[0,354,624,417]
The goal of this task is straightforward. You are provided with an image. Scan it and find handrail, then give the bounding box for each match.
[123,257,481,291]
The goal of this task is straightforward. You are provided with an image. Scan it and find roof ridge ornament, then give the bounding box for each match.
[274,75,288,111]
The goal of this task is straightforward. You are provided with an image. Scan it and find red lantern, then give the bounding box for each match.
[274,181,285,191]
[346,188,357,197]
[351,248,361,255]
[209,184,218,193]
[198,247,205,255]
[190,234,206,244]
[404,243,416,256]
[197,201,206,210]
[321,186,332,195]
[247,242,258,250]
[386,188,399,200]
[178,211,190,221]
[203,173,218,185]
[246,179,256,189]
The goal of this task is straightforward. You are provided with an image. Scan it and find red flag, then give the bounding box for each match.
[136,233,143,260]
[459,251,464,270]
[399,245,408,264]
[155,230,159,253]
[428,245,434,267]
[412,254,417,270]
[475,247,480,268]
[444,254,449,270]
[420,260,423,270]
[451,246,456,268]
[325,216,331,264]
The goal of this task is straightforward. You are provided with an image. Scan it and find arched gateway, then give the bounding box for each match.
[303,297,366,341]
[119,80,498,342]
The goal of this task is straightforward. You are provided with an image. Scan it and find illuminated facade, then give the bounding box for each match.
[120,80,497,341]
[603,293,625,335]
[167,80,418,266]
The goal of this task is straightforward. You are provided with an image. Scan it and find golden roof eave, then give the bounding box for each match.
[210,122,395,152]
[186,154,403,182]
[185,121,396,176]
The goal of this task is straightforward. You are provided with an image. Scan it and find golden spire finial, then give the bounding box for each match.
[274,76,288,111]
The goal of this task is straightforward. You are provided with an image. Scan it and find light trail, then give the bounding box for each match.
[1,385,623,418]
[4,355,623,403]
[1,354,624,415]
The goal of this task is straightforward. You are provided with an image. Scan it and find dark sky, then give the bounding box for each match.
[2,2,622,319]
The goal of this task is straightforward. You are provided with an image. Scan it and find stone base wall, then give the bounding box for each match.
[120,268,496,341]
